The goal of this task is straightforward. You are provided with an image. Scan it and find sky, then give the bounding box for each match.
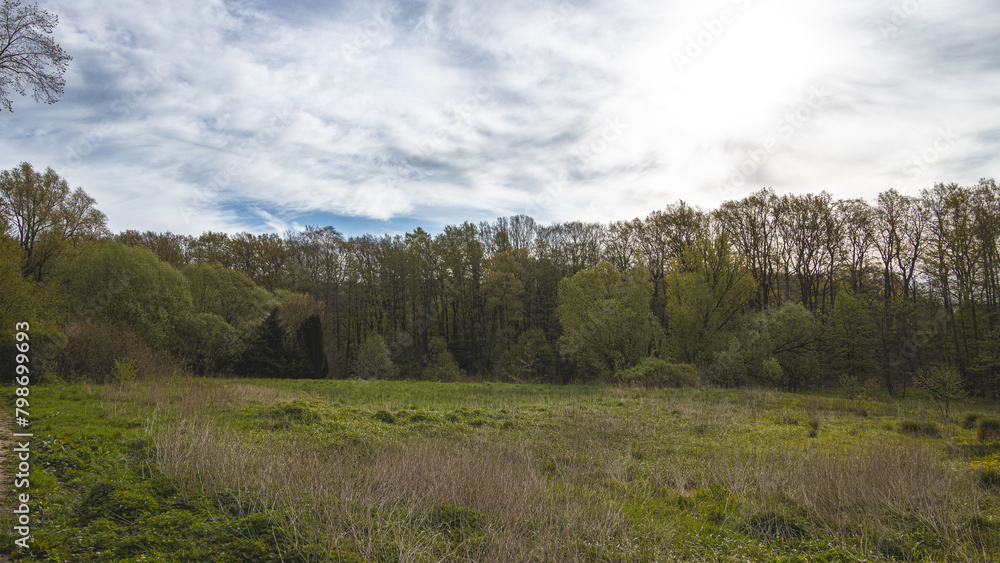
[2,0,1000,237]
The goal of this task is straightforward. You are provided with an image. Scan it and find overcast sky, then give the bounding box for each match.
[3,0,999,236]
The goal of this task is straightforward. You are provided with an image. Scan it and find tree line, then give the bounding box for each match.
[2,162,998,397]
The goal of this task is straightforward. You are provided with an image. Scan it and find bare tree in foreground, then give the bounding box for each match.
[0,0,71,112]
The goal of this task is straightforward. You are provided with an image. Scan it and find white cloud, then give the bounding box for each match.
[2,0,999,235]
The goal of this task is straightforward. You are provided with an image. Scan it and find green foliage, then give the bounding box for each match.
[827,291,879,378]
[51,241,193,352]
[0,235,64,378]
[899,420,940,437]
[706,302,821,390]
[354,334,398,380]
[978,419,1000,443]
[236,309,307,379]
[496,328,555,382]
[183,261,274,325]
[978,469,1000,493]
[423,337,463,382]
[743,511,808,540]
[175,311,239,374]
[426,504,486,543]
[296,314,329,379]
[913,363,966,418]
[47,321,162,382]
[20,387,298,562]
[839,373,874,401]
[665,234,756,364]
[962,413,981,430]
[618,357,699,388]
[372,410,396,424]
[557,263,664,380]
[265,399,327,425]
[0,163,107,280]
[111,358,138,383]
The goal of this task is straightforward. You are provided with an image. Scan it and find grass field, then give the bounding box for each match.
[3,378,1000,561]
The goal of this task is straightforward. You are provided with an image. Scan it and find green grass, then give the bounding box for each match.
[0,383,298,562]
[7,378,1000,561]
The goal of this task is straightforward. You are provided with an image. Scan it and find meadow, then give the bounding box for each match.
[3,378,1000,562]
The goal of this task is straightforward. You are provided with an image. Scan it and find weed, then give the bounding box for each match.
[744,511,808,540]
[899,420,940,437]
[978,419,1000,443]
[962,412,980,430]
[372,409,396,424]
[979,468,1000,493]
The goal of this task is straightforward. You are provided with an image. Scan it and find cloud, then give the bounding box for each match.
[2,0,999,236]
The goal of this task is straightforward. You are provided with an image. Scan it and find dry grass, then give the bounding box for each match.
[106,378,1000,562]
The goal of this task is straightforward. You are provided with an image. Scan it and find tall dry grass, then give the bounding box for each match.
[106,378,998,561]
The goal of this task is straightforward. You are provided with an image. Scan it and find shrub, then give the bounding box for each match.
[372,410,396,425]
[422,337,462,382]
[839,373,871,400]
[808,417,819,438]
[962,413,980,430]
[496,328,556,382]
[899,420,940,437]
[46,321,165,382]
[619,357,698,388]
[111,359,138,384]
[978,419,1000,443]
[354,334,398,380]
[913,363,966,418]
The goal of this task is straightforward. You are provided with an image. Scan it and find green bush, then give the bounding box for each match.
[422,337,463,382]
[47,321,165,382]
[978,419,1000,443]
[962,413,981,430]
[372,410,396,424]
[619,357,698,387]
[354,334,398,380]
[899,420,939,437]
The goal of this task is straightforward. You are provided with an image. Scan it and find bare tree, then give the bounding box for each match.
[0,0,71,112]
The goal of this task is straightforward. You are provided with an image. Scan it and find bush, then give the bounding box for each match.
[422,337,462,382]
[808,417,819,438]
[962,413,980,430]
[619,357,698,388]
[899,420,940,437]
[46,321,166,382]
[978,419,1000,443]
[354,334,398,380]
[372,410,396,425]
